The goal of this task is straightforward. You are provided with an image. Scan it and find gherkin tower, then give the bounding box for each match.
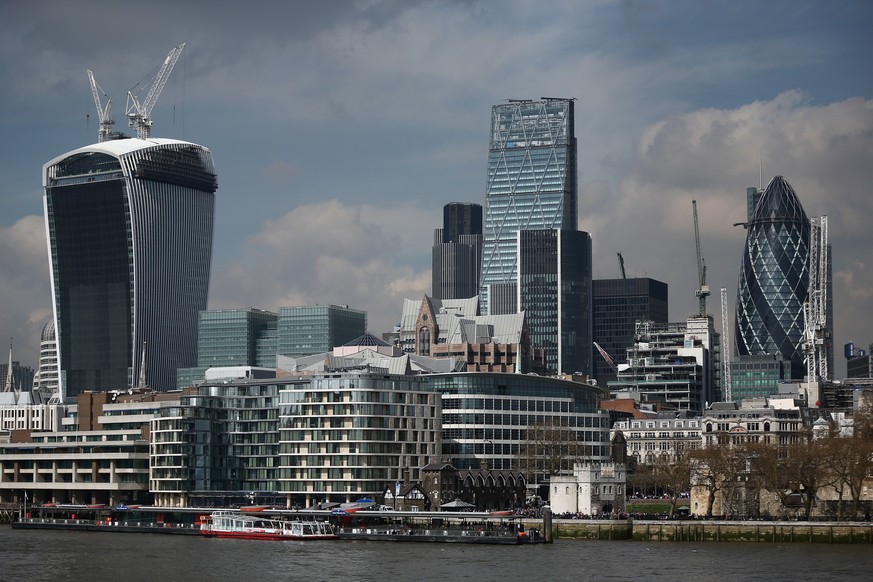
[735,176,809,379]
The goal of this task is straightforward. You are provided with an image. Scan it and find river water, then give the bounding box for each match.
[2,527,873,581]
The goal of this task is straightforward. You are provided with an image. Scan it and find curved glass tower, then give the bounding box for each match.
[43,138,217,399]
[735,176,809,380]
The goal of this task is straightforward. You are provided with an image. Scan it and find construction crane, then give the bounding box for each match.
[720,287,732,403]
[593,342,617,375]
[126,43,185,139]
[617,253,627,280]
[692,200,710,317]
[87,70,115,142]
[803,216,829,382]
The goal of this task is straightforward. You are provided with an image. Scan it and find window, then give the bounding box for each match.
[418,327,431,356]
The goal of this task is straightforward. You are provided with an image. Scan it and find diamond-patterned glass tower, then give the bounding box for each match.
[480,99,577,314]
[735,176,809,379]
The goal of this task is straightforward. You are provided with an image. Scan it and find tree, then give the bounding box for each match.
[822,429,873,520]
[691,444,746,518]
[747,441,793,518]
[516,420,590,480]
[649,446,693,518]
[789,435,830,520]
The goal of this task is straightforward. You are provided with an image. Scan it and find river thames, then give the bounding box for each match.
[3,527,873,581]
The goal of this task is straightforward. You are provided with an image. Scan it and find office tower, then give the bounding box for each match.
[729,354,790,401]
[746,186,763,223]
[611,317,718,413]
[432,202,482,300]
[735,176,809,380]
[277,304,367,357]
[44,139,217,399]
[517,229,592,375]
[480,98,577,314]
[442,202,482,246]
[197,309,278,368]
[592,278,668,385]
[32,320,59,400]
[176,308,278,388]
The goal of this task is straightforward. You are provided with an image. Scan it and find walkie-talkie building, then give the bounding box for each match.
[43,138,217,399]
[735,176,809,380]
[480,99,577,314]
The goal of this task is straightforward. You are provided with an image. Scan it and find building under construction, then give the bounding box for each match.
[607,316,720,414]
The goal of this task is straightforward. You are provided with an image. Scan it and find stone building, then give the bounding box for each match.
[549,462,627,516]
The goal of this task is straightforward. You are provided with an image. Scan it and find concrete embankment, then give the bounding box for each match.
[544,519,873,543]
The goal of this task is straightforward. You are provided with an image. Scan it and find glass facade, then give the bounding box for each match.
[592,278,669,385]
[480,99,577,313]
[277,305,367,357]
[729,354,789,402]
[44,140,216,398]
[432,202,483,301]
[430,372,609,475]
[735,176,809,380]
[150,383,281,502]
[518,229,592,375]
[196,309,277,368]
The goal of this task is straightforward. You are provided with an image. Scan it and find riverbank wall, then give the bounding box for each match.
[545,519,873,543]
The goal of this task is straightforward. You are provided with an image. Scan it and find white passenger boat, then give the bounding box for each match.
[200,510,337,541]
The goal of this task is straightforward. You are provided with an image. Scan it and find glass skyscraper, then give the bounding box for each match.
[517,229,592,375]
[735,176,809,380]
[432,202,482,300]
[592,278,668,385]
[480,99,577,314]
[44,138,217,399]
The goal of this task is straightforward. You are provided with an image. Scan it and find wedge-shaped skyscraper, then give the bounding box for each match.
[44,138,217,399]
[735,176,809,380]
[480,99,577,314]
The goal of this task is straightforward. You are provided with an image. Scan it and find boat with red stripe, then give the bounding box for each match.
[200,510,336,541]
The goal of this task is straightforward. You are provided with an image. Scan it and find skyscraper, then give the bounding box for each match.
[735,176,809,380]
[480,98,577,314]
[517,229,592,375]
[44,138,217,399]
[592,278,668,385]
[432,202,482,300]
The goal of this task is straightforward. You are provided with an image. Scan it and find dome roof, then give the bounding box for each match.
[752,175,809,224]
[41,319,56,342]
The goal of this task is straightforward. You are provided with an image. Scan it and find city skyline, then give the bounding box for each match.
[1,2,871,378]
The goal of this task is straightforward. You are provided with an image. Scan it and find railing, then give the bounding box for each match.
[16,517,201,530]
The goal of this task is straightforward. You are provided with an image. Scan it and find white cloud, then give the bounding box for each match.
[586,92,873,376]
[209,199,430,332]
[0,215,52,367]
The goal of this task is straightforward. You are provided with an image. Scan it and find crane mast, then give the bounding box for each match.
[803,215,829,382]
[720,287,732,402]
[87,70,114,142]
[125,43,185,139]
[692,200,710,317]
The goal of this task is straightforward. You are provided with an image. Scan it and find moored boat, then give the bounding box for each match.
[200,510,336,541]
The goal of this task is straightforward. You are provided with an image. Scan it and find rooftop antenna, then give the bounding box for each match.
[126,43,185,139]
[759,150,763,190]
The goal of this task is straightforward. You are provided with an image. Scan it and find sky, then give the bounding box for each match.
[1,0,871,379]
